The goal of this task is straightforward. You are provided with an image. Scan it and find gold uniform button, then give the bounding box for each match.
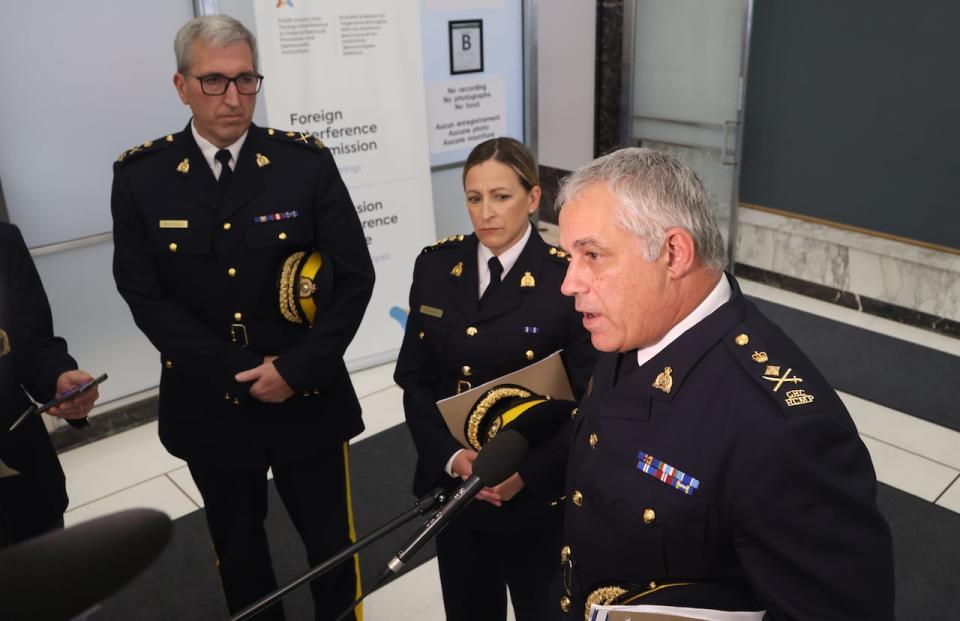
[589,433,599,449]
[572,490,583,506]
[164,360,173,369]
[278,232,287,240]
[549,247,558,255]
[559,595,571,613]
[168,242,178,252]
[643,508,656,524]
[525,349,535,360]
[461,365,473,377]
[570,407,578,418]
[234,312,243,321]
[735,333,749,346]
[466,326,478,337]
[560,545,571,562]
[227,268,237,277]
[222,222,232,231]
[418,331,425,339]
[224,393,231,400]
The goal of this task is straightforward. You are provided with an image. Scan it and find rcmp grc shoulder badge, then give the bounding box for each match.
[729,328,817,411]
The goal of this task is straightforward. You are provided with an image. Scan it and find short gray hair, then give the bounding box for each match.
[557,147,726,271]
[174,15,259,74]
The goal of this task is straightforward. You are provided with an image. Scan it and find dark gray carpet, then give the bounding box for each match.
[87,424,433,621]
[749,297,960,432]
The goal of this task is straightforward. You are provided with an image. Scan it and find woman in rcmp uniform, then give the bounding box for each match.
[394,137,596,620]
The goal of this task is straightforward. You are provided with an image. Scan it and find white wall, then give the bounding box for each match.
[537,0,596,171]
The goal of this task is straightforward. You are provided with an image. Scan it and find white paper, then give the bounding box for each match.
[590,604,764,621]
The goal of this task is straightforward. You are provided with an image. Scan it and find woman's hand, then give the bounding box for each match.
[476,472,525,507]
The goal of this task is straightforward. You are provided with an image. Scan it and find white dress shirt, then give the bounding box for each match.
[191,121,246,180]
[476,222,532,298]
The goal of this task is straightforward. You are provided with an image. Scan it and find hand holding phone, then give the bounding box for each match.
[9,372,107,431]
[45,372,107,416]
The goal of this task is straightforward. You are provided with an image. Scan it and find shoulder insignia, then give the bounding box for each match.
[546,244,571,263]
[727,329,817,413]
[265,127,326,151]
[116,134,175,164]
[422,234,466,253]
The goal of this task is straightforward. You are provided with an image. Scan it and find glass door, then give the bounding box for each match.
[624,0,753,262]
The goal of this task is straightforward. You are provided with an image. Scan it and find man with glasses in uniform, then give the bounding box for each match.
[111,15,374,620]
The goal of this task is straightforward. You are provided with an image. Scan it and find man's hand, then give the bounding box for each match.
[47,370,99,419]
[476,472,525,507]
[235,356,294,403]
[451,449,478,480]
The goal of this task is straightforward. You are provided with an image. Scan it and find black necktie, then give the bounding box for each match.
[215,149,233,192]
[481,256,503,305]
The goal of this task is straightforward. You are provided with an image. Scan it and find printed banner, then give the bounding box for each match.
[255,0,435,366]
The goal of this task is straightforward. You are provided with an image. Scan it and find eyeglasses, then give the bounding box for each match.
[191,73,264,95]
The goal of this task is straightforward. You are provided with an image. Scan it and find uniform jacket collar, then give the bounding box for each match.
[615,272,747,402]
[448,227,551,322]
[176,121,266,219]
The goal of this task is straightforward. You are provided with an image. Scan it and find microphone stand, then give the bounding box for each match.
[230,487,450,621]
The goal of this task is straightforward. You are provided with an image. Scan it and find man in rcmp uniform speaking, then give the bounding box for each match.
[111,15,374,620]
[553,148,894,620]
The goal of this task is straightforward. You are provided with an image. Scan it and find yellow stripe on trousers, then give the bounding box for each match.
[343,441,363,621]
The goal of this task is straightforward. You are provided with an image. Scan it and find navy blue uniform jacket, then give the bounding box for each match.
[559,274,894,620]
[111,124,375,469]
[394,230,596,529]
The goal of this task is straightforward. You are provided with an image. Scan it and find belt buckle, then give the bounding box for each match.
[229,323,249,347]
[456,380,472,394]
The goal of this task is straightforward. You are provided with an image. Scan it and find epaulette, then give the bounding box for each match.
[116,134,177,164]
[422,234,466,253]
[725,327,820,415]
[546,244,571,263]
[263,127,326,152]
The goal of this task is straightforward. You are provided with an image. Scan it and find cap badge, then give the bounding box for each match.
[653,366,673,394]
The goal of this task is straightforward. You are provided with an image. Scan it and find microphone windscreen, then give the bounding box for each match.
[0,508,172,620]
[472,429,530,485]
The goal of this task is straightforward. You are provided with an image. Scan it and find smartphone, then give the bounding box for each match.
[8,373,108,431]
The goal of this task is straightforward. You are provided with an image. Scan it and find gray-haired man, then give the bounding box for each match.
[111,15,374,619]
[553,148,894,619]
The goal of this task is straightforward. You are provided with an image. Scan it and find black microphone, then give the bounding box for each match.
[385,430,530,575]
[0,508,172,620]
